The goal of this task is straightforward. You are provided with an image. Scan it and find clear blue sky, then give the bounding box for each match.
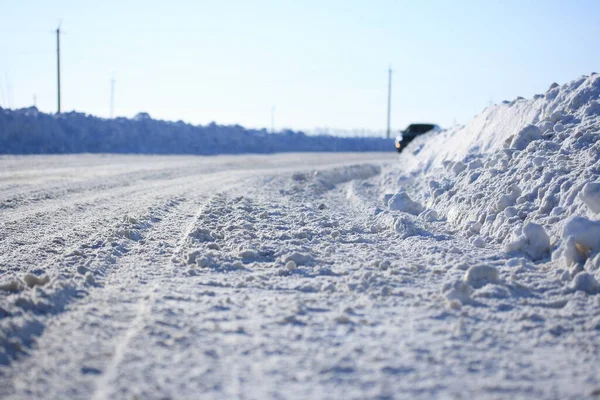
[1,0,599,132]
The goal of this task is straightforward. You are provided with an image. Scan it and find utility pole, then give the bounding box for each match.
[271,106,275,133]
[386,66,392,139]
[110,77,115,118]
[56,26,61,114]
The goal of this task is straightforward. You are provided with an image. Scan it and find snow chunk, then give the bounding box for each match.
[23,273,50,288]
[0,279,23,292]
[189,228,215,242]
[571,272,599,294]
[495,185,522,211]
[467,159,483,170]
[584,252,600,272]
[510,125,542,150]
[283,252,313,266]
[568,75,600,110]
[115,228,142,241]
[580,182,600,213]
[451,161,467,175]
[393,216,426,239]
[464,265,499,288]
[285,261,297,271]
[505,223,551,261]
[561,217,600,267]
[504,206,518,218]
[471,236,486,248]
[584,100,600,116]
[186,250,201,264]
[207,243,221,250]
[442,280,474,304]
[553,123,565,133]
[420,209,439,222]
[532,157,546,167]
[548,110,564,123]
[387,191,424,215]
[238,249,259,259]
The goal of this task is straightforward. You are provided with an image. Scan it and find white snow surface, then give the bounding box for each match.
[1,74,600,399]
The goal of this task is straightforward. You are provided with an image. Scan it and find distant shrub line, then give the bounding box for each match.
[0,108,391,155]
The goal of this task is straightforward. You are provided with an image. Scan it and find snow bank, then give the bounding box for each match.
[387,73,600,288]
[0,108,391,155]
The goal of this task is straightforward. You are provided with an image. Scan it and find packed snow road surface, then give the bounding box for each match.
[0,152,400,398]
[2,133,600,399]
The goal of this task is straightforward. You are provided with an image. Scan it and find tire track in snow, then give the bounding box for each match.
[90,282,159,400]
[88,189,248,398]
[88,193,217,399]
[0,191,202,398]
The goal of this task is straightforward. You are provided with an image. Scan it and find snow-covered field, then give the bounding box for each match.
[2,74,600,399]
[0,107,390,155]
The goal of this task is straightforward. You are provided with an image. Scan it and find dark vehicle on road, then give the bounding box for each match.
[395,123,440,152]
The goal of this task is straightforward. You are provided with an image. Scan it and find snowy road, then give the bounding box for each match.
[1,152,600,399]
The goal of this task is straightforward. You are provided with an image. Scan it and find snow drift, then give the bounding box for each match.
[387,73,600,292]
[0,108,391,155]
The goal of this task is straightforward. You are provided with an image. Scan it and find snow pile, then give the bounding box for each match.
[0,108,391,155]
[386,191,424,215]
[386,73,600,291]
